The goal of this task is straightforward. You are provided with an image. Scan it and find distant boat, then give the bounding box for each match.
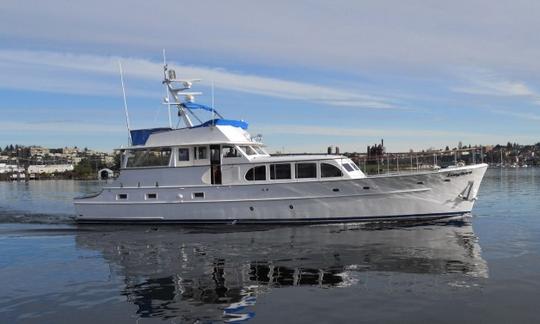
[74,60,488,224]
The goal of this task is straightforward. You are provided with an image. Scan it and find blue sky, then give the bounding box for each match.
[1,0,540,153]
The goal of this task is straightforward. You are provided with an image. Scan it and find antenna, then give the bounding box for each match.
[118,61,132,144]
[163,49,172,128]
[211,80,215,126]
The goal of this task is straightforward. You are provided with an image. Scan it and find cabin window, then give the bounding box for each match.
[253,146,266,155]
[178,148,190,161]
[196,146,208,160]
[222,145,241,158]
[239,145,257,156]
[295,163,317,179]
[321,163,343,178]
[126,148,171,168]
[117,193,128,200]
[351,162,360,171]
[245,165,266,181]
[343,163,355,172]
[270,163,291,180]
[146,193,157,199]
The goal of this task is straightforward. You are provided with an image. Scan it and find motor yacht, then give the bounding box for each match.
[74,62,488,224]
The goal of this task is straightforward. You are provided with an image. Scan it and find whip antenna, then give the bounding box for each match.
[211,80,215,126]
[118,60,132,144]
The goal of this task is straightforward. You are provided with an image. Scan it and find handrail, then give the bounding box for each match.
[348,147,485,175]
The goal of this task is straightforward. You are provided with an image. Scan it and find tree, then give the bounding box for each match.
[73,158,94,179]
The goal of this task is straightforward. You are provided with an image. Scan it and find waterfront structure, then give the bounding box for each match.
[74,61,488,224]
[0,163,24,174]
[28,164,74,174]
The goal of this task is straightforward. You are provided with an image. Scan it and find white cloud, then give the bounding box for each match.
[452,68,540,100]
[3,0,540,76]
[255,124,485,138]
[0,121,125,133]
[255,123,540,152]
[0,49,395,109]
[491,109,540,121]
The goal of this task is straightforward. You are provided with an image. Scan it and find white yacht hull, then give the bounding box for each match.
[74,164,488,224]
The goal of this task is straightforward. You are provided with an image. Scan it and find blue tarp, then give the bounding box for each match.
[194,119,249,130]
[130,127,172,146]
[182,102,218,114]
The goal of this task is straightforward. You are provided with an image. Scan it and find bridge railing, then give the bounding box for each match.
[349,147,485,176]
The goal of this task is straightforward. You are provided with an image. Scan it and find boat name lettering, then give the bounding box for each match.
[447,170,473,177]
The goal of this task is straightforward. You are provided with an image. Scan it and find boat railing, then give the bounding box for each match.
[348,147,485,176]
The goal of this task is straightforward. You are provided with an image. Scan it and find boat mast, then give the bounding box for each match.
[162,60,201,128]
[162,49,173,128]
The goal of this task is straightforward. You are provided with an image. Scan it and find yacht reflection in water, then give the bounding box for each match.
[75,219,488,322]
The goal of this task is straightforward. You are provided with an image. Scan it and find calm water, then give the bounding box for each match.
[1,168,539,323]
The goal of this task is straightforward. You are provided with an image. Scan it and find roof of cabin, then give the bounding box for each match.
[245,154,345,163]
[125,124,258,149]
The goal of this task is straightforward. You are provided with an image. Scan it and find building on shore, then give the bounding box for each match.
[28,164,74,174]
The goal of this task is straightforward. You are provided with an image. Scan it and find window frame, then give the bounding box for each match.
[145,193,158,200]
[270,163,292,180]
[195,146,208,160]
[245,165,267,181]
[342,163,355,172]
[320,162,343,178]
[295,162,317,179]
[116,193,128,200]
[239,145,258,156]
[222,145,241,158]
[252,146,266,155]
[125,147,172,168]
[177,148,190,162]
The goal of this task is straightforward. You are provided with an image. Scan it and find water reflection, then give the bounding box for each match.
[75,219,488,322]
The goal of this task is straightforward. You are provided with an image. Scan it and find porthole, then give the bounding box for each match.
[117,193,128,200]
[192,192,205,199]
[146,193,157,199]
[417,181,424,185]
[363,186,370,190]
[332,188,340,192]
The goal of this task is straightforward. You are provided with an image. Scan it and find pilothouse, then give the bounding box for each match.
[74,58,488,224]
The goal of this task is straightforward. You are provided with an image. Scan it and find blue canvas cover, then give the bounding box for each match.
[194,119,248,130]
[130,127,172,146]
[182,102,217,113]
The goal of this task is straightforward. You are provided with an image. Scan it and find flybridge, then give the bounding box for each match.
[161,60,248,130]
[123,52,248,146]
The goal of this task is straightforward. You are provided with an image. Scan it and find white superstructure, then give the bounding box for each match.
[74,61,488,224]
